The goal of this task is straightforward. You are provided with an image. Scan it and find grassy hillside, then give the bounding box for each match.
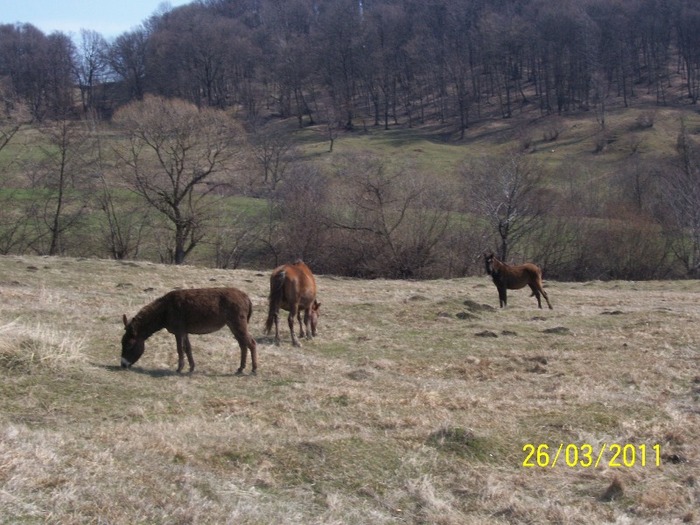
[0,255,697,523]
[3,94,700,277]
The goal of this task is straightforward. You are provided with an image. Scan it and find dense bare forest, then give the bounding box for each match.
[2,0,700,279]
[4,0,700,124]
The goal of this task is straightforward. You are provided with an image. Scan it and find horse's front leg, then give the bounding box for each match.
[498,285,508,308]
[303,309,313,339]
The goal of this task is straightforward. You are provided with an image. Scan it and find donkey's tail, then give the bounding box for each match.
[265,270,285,334]
[247,295,254,323]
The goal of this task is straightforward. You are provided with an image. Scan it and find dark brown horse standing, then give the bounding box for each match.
[121,287,258,375]
[265,261,320,346]
[484,252,552,309]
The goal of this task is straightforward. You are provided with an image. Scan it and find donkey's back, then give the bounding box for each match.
[162,287,253,335]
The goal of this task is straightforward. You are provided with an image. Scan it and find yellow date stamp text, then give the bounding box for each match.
[522,443,661,468]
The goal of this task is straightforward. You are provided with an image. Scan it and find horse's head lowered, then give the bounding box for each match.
[121,314,145,368]
[309,300,321,336]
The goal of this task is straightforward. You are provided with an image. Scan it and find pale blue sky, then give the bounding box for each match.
[0,0,192,39]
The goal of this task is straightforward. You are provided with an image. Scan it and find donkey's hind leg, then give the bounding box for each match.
[183,334,195,373]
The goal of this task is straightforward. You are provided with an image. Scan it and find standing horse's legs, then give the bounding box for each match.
[303,309,313,340]
[272,309,281,345]
[531,282,553,309]
[530,285,543,308]
[541,288,553,309]
[288,306,301,347]
[497,285,508,308]
[297,309,306,339]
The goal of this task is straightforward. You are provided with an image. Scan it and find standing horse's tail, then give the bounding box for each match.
[265,269,286,334]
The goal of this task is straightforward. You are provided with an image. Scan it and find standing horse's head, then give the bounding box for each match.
[484,252,496,276]
[121,314,145,369]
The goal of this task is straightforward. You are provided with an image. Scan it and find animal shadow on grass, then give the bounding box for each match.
[97,363,254,378]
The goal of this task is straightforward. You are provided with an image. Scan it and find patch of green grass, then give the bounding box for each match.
[269,436,405,495]
[426,426,502,462]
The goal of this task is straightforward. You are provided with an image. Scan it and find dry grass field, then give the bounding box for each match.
[0,255,698,524]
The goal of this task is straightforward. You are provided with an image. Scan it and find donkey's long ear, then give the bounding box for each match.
[122,314,129,328]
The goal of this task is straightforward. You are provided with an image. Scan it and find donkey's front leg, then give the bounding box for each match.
[175,334,186,373]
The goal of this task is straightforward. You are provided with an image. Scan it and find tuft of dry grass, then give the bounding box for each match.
[0,254,698,524]
[0,320,85,371]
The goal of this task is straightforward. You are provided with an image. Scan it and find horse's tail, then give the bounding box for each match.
[265,269,285,334]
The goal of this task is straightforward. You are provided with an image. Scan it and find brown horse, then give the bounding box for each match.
[265,260,320,346]
[121,287,258,375]
[484,252,552,309]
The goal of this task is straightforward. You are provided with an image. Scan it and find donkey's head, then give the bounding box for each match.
[121,314,145,369]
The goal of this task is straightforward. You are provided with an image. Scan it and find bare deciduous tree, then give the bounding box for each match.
[250,128,296,192]
[98,178,150,260]
[113,95,246,264]
[74,29,109,116]
[327,155,452,278]
[462,150,549,261]
[28,118,95,255]
[662,120,700,275]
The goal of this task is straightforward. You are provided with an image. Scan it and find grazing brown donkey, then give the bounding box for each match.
[265,261,320,346]
[121,287,258,375]
[484,252,552,309]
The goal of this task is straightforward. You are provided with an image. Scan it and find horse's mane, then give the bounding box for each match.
[131,295,167,340]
